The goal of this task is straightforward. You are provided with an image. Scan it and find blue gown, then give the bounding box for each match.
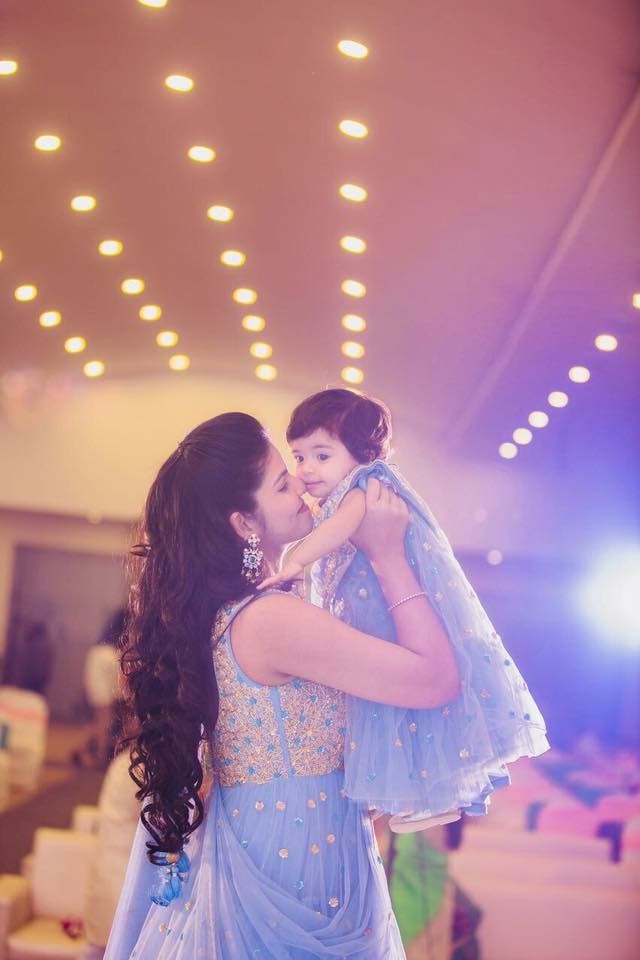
[311,461,550,819]
[104,593,406,959]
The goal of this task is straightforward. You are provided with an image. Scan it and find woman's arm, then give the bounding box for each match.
[233,479,460,708]
[233,593,458,709]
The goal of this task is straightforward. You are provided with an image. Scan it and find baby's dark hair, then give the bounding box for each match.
[286,388,392,463]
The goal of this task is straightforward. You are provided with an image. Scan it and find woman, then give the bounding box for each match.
[105,412,459,959]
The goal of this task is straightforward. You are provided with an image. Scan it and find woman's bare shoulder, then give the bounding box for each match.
[230,592,312,685]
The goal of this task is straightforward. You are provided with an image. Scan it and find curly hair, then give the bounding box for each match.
[286,388,392,463]
[120,412,269,863]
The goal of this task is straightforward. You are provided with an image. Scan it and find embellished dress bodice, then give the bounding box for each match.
[211,596,346,787]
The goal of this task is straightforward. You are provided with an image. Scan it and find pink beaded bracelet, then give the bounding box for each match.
[387,591,427,612]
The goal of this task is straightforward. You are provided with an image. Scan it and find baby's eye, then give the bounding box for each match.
[317,453,330,462]
[293,455,303,464]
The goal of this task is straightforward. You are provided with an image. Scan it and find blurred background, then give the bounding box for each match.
[0,1,638,958]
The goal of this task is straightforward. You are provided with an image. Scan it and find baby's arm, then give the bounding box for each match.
[258,488,366,589]
[295,488,366,566]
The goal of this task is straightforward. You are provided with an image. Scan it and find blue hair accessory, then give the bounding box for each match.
[149,850,190,906]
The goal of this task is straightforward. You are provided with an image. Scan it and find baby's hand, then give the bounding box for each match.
[257,559,304,591]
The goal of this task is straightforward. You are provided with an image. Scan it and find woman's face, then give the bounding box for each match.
[253,443,312,556]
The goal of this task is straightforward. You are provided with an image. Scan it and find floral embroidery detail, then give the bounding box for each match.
[278,848,288,859]
[211,604,344,785]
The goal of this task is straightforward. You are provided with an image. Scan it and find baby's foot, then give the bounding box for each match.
[388,808,461,833]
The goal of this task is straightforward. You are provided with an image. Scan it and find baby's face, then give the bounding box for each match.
[290,428,359,499]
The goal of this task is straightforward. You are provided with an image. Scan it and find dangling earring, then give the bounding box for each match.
[242,533,264,584]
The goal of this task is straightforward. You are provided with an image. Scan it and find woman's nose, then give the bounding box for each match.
[293,475,306,495]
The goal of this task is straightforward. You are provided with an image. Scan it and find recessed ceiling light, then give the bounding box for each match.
[594,333,617,352]
[84,360,105,378]
[631,292,640,310]
[255,363,277,381]
[242,315,265,332]
[139,304,162,321]
[34,134,61,151]
[339,183,367,202]
[337,40,369,59]
[548,391,569,408]
[188,145,216,162]
[528,411,549,428]
[249,341,273,359]
[341,313,366,333]
[341,279,366,298]
[512,427,533,445]
[486,549,504,565]
[98,239,123,256]
[121,277,145,295]
[498,442,518,459]
[138,0,169,8]
[207,205,234,222]
[14,284,38,301]
[568,365,590,383]
[164,74,194,92]
[156,330,179,347]
[341,365,364,384]
[233,288,257,305]
[169,354,190,371]
[70,195,96,212]
[220,250,246,267]
[340,235,366,254]
[39,310,61,328]
[0,60,18,76]
[64,336,86,354]
[341,341,365,359]
[338,119,368,138]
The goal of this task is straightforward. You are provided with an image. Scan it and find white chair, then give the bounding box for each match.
[70,808,99,836]
[0,688,48,792]
[0,827,97,960]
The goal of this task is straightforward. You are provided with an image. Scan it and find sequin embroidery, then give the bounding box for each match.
[211,602,345,786]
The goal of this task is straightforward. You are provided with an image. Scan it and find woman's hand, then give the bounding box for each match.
[350,478,409,564]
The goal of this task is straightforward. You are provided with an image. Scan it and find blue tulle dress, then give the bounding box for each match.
[310,461,550,820]
[104,593,406,959]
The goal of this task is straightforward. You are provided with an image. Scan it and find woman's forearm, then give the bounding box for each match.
[370,550,460,700]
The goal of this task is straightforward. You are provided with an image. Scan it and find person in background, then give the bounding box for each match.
[71,608,126,770]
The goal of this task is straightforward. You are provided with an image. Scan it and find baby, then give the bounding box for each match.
[261,388,549,831]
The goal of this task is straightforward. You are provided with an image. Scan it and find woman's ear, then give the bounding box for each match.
[228,510,256,540]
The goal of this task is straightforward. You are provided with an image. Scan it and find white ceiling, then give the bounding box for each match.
[1,0,638,489]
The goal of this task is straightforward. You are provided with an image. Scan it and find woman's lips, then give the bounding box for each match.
[297,501,310,513]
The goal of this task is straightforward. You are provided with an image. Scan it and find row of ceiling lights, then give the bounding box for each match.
[140,7,372,382]
[497,327,634,460]
[2,31,372,384]
[331,39,370,386]
[2,39,290,380]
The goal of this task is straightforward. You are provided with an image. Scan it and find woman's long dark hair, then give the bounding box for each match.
[120,412,269,862]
